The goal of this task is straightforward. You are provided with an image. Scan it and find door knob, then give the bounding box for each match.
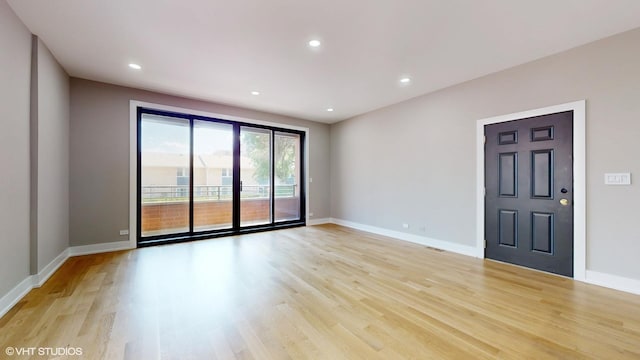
[560,198,570,206]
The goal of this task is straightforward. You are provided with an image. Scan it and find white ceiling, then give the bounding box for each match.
[7,0,640,123]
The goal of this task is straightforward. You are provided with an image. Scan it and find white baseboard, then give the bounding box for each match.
[33,249,70,287]
[0,276,34,320]
[585,270,640,295]
[0,248,71,318]
[69,240,134,256]
[0,240,135,319]
[307,218,332,226]
[330,218,480,258]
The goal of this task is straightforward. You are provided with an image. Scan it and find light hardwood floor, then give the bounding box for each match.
[1,224,639,359]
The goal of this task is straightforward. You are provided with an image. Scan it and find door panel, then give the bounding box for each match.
[531,150,553,198]
[498,210,518,247]
[193,120,234,231]
[274,132,301,222]
[499,152,517,197]
[140,114,191,237]
[485,111,573,277]
[240,127,272,227]
[531,212,553,253]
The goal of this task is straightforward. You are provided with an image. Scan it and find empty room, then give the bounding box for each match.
[1,0,640,359]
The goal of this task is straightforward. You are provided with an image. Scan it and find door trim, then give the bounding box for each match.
[475,100,586,280]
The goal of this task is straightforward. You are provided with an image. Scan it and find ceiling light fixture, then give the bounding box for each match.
[400,77,411,84]
[251,91,260,95]
[128,63,142,70]
[308,39,321,48]
[326,108,334,112]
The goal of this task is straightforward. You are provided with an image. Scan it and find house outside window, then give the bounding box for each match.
[221,168,232,185]
[176,167,189,197]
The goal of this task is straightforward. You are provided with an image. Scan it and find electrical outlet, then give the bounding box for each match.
[402,223,409,229]
[119,230,129,236]
[309,212,314,217]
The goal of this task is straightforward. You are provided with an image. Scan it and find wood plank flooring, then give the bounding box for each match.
[1,224,639,359]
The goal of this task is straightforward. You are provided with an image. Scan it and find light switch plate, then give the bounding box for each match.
[604,173,631,185]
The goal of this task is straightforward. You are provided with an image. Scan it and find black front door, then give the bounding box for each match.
[485,111,573,277]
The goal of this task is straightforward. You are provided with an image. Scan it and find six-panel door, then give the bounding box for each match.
[485,111,574,277]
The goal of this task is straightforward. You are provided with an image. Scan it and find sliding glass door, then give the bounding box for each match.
[193,120,234,231]
[240,127,272,227]
[274,132,301,222]
[138,108,305,245]
[140,113,191,237]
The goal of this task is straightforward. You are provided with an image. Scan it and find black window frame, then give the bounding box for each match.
[137,107,306,247]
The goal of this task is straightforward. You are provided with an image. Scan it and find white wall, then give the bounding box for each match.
[331,27,640,281]
[35,38,70,271]
[0,5,69,311]
[0,1,31,298]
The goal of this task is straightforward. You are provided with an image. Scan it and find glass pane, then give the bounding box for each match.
[193,120,234,231]
[140,114,190,236]
[240,127,272,226]
[274,132,301,222]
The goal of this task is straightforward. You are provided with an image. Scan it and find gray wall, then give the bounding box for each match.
[331,27,640,281]
[0,1,31,297]
[69,79,331,246]
[35,38,69,271]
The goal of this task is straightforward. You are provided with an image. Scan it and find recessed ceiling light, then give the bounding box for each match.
[251,91,260,95]
[308,39,321,48]
[128,63,142,70]
[400,77,411,84]
[326,108,334,112]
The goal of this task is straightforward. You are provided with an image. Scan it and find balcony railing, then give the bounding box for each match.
[142,184,298,203]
